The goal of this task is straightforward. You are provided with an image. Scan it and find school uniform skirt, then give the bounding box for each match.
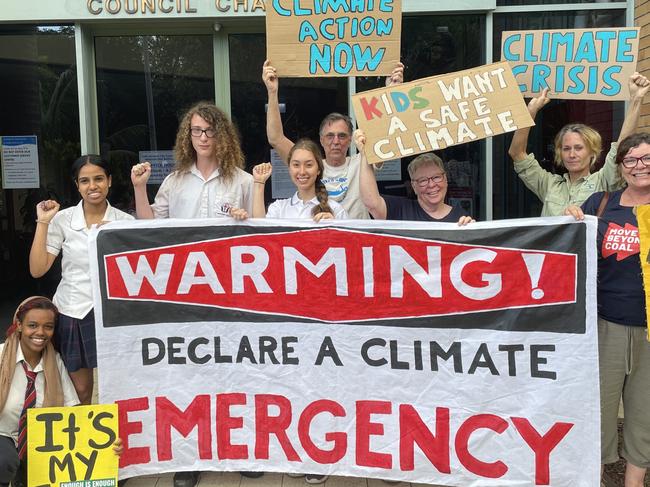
[54,310,97,371]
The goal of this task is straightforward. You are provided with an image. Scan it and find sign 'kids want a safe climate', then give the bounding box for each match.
[352,61,534,164]
[266,0,402,77]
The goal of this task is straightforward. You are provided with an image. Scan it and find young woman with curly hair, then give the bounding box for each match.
[131,101,253,219]
[252,138,347,224]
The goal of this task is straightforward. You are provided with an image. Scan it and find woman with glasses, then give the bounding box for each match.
[508,73,650,216]
[565,133,650,487]
[355,131,473,224]
[131,101,253,219]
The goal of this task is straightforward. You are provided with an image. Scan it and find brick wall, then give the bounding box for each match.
[637,0,650,130]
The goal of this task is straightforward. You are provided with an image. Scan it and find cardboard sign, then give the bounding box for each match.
[501,28,640,100]
[89,217,600,486]
[351,61,534,164]
[27,404,119,487]
[635,205,650,339]
[266,0,402,77]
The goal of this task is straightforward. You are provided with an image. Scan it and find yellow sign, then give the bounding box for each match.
[28,404,119,487]
[635,205,650,340]
[265,0,402,77]
[351,61,534,164]
[501,28,640,100]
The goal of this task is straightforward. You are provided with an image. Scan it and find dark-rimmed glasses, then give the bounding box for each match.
[190,127,217,138]
[412,174,446,187]
[621,154,650,168]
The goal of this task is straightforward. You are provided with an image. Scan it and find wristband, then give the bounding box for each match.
[35,220,50,225]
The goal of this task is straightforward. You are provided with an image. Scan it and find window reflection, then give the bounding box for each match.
[229,34,349,171]
[95,34,214,211]
[0,25,78,326]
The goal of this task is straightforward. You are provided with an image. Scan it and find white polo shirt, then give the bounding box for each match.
[151,165,254,219]
[46,201,134,319]
[0,343,79,443]
[266,193,348,220]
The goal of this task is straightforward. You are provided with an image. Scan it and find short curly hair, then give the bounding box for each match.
[407,152,445,179]
[616,132,650,165]
[174,102,244,181]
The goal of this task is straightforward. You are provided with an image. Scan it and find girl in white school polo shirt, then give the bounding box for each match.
[250,138,345,485]
[252,139,347,222]
[29,155,133,405]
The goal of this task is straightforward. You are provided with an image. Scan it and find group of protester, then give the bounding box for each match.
[0,59,649,487]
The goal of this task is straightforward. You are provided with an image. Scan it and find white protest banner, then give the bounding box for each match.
[265,0,402,77]
[351,61,534,164]
[501,28,640,100]
[89,217,599,486]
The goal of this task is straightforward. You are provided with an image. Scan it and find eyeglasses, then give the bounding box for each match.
[621,154,650,168]
[322,132,350,141]
[412,174,446,187]
[190,127,217,138]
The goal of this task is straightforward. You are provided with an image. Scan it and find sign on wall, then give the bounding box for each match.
[139,150,175,185]
[265,0,402,77]
[501,28,640,100]
[351,61,534,164]
[1,135,39,189]
[27,404,119,487]
[89,217,600,486]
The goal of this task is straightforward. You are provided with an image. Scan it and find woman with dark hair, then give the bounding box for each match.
[566,133,650,487]
[0,296,79,487]
[508,73,650,216]
[131,101,253,219]
[252,138,347,223]
[29,155,133,404]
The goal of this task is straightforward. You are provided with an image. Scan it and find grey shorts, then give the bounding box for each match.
[598,318,650,468]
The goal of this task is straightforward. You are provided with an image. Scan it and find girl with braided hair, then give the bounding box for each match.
[0,297,123,487]
[252,138,347,222]
[0,297,79,486]
[248,139,346,484]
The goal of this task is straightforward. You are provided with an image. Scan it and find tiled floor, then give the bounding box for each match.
[123,473,445,487]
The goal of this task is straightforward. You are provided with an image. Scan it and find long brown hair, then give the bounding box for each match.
[0,297,65,414]
[173,101,245,181]
[288,139,333,217]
